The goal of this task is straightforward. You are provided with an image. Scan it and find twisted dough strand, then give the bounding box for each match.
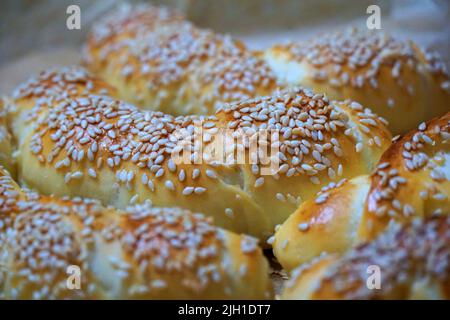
[0,166,272,299]
[274,112,450,270]
[282,216,450,299]
[7,66,391,241]
[83,4,279,115]
[263,28,450,134]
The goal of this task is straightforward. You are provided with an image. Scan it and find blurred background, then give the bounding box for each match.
[1,0,449,93]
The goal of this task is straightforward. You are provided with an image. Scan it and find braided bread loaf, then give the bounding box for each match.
[0,166,272,299]
[83,4,279,115]
[273,112,450,270]
[2,3,449,300]
[281,216,450,300]
[263,28,450,135]
[6,65,391,241]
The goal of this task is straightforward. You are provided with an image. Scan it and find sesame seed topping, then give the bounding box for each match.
[277,28,450,103]
[12,62,393,250]
[165,180,175,191]
[182,186,194,195]
[254,177,265,188]
[298,223,309,232]
[84,4,278,114]
[296,217,450,299]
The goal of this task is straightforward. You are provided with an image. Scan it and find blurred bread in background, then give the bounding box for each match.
[0,0,448,93]
[1,0,388,65]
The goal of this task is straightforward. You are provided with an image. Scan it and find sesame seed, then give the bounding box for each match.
[130,194,139,204]
[315,194,328,204]
[182,186,194,195]
[147,180,155,192]
[254,177,265,188]
[71,171,83,179]
[178,169,186,182]
[275,193,286,202]
[141,173,148,185]
[88,168,97,178]
[205,169,217,179]
[165,180,175,191]
[355,142,363,153]
[225,208,234,218]
[194,187,206,194]
[155,168,164,178]
[167,159,176,172]
[192,169,200,179]
[298,223,309,232]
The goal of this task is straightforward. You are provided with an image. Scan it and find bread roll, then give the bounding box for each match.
[83,4,279,115]
[273,112,449,270]
[8,66,117,148]
[0,166,272,299]
[8,66,391,241]
[263,28,450,135]
[282,216,450,299]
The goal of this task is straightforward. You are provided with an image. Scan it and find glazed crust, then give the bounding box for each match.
[360,112,450,239]
[273,112,450,270]
[263,28,450,135]
[272,175,370,271]
[83,4,279,115]
[8,66,391,241]
[282,216,450,300]
[2,3,449,300]
[0,166,272,299]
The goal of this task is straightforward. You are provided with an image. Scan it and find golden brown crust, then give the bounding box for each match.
[7,66,117,149]
[282,217,450,300]
[274,113,449,270]
[83,4,279,115]
[9,67,391,241]
[360,112,450,240]
[272,176,369,271]
[0,166,272,299]
[1,4,448,300]
[263,28,450,135]
[86,3,185,45]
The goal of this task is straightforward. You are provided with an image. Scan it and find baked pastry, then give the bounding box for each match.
[263,28,450,135]
[84,5,450,133]
[0,166,272,299]
[281,216,450,299]
[273,112,450,270]
[8,66,391,241]
[83,4,279,115]
[3,3,449,301]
